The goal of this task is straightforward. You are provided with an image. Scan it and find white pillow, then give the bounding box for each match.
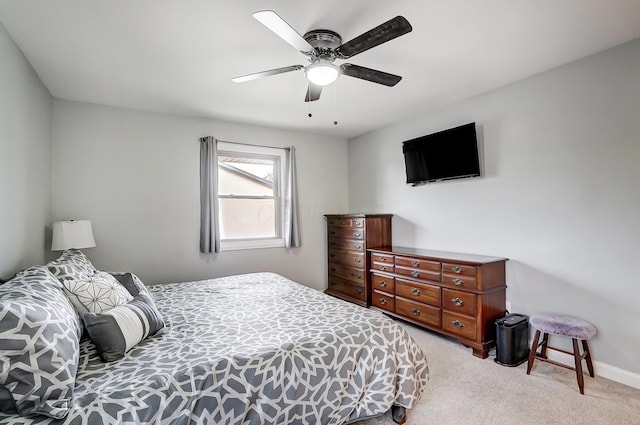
[62,271,133,314]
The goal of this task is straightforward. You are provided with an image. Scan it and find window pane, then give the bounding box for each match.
[218,155,275,196]
[219,198,276,239]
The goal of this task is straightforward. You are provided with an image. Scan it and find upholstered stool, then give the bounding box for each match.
[526,313,596,394]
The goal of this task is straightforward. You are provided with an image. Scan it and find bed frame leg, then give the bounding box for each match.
[391,405,407,425]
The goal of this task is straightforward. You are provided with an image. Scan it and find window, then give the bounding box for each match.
[217,142,286,250]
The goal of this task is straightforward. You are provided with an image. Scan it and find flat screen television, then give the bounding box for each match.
[402,122,480,186]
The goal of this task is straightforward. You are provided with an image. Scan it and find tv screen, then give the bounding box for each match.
[402,122,480,185]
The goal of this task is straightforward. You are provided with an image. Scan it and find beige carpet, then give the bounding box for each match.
[360,322,640,425]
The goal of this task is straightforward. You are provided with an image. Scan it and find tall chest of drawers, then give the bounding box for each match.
[368,246,507,358]
[324,214,392,307]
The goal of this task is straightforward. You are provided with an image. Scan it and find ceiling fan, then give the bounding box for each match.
[232,10,413,102]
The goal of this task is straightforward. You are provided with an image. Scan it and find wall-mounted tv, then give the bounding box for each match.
[402,122,480,186]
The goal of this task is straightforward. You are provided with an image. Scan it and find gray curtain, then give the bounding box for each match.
[199,137,220,253]
[284,146,301,248]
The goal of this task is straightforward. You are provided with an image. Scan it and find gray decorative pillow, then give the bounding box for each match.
[46,248,97,284]
[61,271,133,315]
[83,293,165,362]
[0,266,81,419]
[109,272,150,297]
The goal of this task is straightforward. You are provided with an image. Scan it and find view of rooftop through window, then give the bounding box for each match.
[218,155,274,184]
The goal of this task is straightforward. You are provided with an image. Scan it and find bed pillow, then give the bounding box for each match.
[46,248,97,284]
[109,272,150,297]
[60,271,133,315]
[83,293,165,362]
[0,266,81,419]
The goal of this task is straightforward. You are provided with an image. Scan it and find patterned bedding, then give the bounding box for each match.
[1,272,428,425]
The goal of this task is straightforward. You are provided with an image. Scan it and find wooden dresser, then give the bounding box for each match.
[368,246,507,358]
[324,214,392,307]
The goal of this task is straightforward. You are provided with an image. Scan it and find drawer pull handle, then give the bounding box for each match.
[451,320,465,328]
[411,308,421,316]
[354,244,362,249]
[330,241,336,246]
[330,231,336,235]
[354,221,362,226]
[411,271,420,278]
[354,257,362,263]
[379,281,387,287]
[380,298,388,305]
[453,278,464,286]
[411,260,419,267]
[330,268,337,272]
[451,297,464,306]
[330,253,336,258]
[380,265,386,271]
[353,232,362,237]
[380,257,387,262]
[354,273,362,279]
[452,266,463,273]
[355,288,362,295]
[341,220,347,225]
[412,288,421,296]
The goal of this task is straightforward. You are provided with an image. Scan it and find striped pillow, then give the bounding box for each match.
[82,293,164,362]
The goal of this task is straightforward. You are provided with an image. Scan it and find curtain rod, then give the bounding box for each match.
[199,137,290,151]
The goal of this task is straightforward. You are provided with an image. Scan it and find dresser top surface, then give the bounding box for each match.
[369,246,508,265]
[324,213,393,219]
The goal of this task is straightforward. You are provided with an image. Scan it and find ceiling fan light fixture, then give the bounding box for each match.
[305,62,339,86]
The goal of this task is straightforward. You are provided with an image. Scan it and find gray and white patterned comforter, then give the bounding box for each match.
[1,272,428,425]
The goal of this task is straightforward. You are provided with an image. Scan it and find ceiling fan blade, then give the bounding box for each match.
[340,64,402,86]
[232,65,303,83]
[304,83,322,102]
[336,16,412,59]
[253,10,314,53]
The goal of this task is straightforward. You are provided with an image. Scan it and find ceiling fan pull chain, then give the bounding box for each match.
[333,81,338,125]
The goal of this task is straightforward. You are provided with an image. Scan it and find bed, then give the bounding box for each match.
[0,255,428,425]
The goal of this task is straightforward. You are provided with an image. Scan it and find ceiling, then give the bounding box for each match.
[2,1,640,139]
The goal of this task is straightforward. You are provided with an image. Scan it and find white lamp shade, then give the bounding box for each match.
[305,62,340,86]
[51,220,96,251]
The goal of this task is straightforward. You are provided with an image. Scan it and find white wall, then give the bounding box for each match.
[51,100,349,290]
[0,22,52,279]
[348,38,640,377]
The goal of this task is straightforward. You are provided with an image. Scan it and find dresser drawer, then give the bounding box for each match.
[442,273,477,290]
[328,237,365,252]
[328,226,365,240]
[442,288,477,316]
[442,263,476,277]
[328,248,365,268]
[371,252,394,264]
[372,261,394,273]
[395,298,440,327]
[372,290,395,312]
[328,277,365,301]
[395,256,440,272]
[371,273,395,293]
[328,263,365,284]
[395,278,441,307]
[395,266,440,283]
[326,217,365,227]
[442,311,477,341]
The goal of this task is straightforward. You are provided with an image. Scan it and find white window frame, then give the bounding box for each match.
[217,142,286,251]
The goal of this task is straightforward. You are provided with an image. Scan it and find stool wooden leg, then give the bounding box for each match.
[582,339,595,377]
[572,338,585,394]
[540,332,549,359]
[527,330,541,374]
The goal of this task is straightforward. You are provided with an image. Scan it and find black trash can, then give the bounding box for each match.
[495,313,529,366]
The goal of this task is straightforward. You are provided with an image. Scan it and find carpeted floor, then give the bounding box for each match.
[360,322,640,425]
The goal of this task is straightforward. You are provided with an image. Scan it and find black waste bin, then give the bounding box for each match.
[495,313,529,366]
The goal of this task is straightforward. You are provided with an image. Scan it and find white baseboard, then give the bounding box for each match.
[545,350,640,389]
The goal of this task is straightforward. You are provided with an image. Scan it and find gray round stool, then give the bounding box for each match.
[526,313,596,394]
